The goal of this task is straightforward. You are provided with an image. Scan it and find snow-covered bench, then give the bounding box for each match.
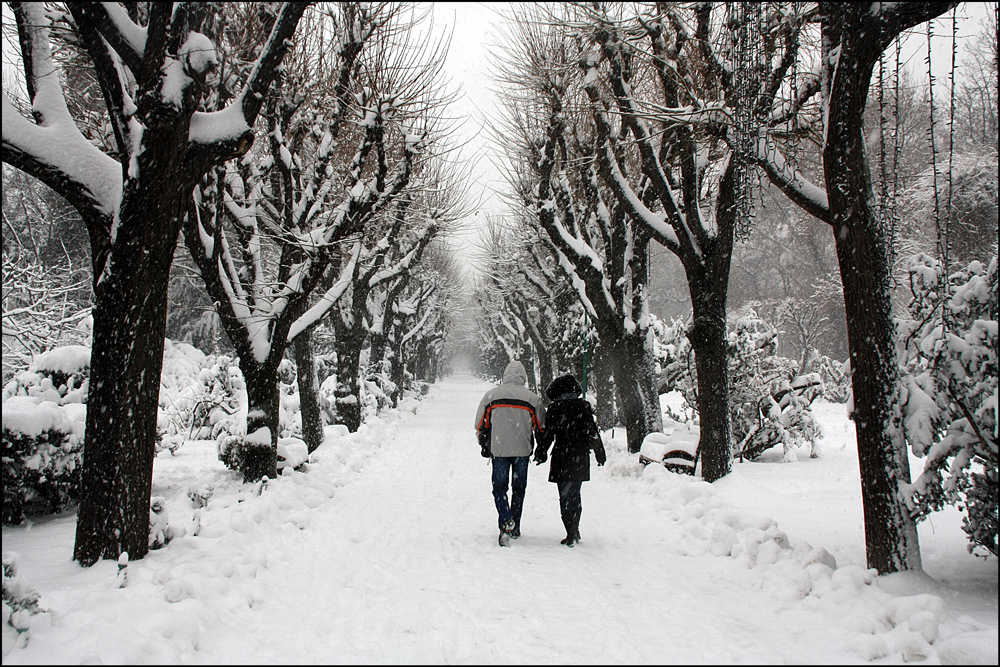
[638,420,699,475]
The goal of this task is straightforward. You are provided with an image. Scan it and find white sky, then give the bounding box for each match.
[427,2,511,270]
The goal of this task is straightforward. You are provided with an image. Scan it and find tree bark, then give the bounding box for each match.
[74,242,173,565]
[389,334,405,406]
[688,290,733,483]
[241,358,281,483]
[334,322,366,432]
[6,2,305,565]
[295,329,324,453]
[74,155,187,564]
[818,2,944,573]
[589,341,617,431]
[592,322,661,454]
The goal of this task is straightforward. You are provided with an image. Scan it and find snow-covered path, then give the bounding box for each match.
[4,374,995,665]
[213,374,846,664]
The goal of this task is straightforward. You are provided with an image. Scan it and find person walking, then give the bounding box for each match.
[474,360,546,546]
[533,373,606,547]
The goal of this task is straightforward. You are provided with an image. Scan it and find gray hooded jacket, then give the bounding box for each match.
[474,361,546,458]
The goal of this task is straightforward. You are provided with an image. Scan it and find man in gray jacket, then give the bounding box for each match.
[474,360,546,546]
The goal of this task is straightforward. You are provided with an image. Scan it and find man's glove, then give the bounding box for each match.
[595,449,607,466]
[533,450,547,466]
[480,444,491,459]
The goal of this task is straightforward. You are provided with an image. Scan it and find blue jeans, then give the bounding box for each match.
[492,456,529,531]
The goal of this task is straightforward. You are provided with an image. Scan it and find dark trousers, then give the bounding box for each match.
[492,456,529,530]
[557,481,582,518]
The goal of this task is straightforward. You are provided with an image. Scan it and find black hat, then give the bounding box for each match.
[546,374,582,400]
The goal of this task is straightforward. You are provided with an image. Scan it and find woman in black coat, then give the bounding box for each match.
[533,374,607,547]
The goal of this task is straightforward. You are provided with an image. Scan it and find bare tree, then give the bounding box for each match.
[181,3,457,477]
[2,2,305,564]
[954,5,998,149]
[753,1,957,574]
[1,249,91,382]
[474,214,573,394]
[492,5,665,456]
[329,190,446,432]
[2,167,92,382]
[364,163,469,408]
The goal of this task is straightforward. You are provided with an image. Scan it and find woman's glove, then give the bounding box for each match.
[533,450,547,466]
[595,448,607,466]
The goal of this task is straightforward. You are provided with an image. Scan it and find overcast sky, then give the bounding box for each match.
[428,2,510,270]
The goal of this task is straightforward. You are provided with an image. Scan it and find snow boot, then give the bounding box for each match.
[560,514,576,547]
[499,518,515,547]
[572,509,582,543]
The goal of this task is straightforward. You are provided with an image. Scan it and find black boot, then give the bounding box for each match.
[572,509,582,543]
[560,513,576,547]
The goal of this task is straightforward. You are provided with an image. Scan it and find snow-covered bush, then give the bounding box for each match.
[652,310,822,461]
[728,310,822,460]
[158,338,210,439]
[161,353,246,442]
[1,346,89,525]
[650,314,696,413]
[2,551,43,653]
[277,358,301,438]
[319,375,340,425]
[148,496,173,550]
[361,376,389,423]
[815,355,851,404]
[213,356,307,472]
[2,345,90,405]
[899,253,998,558]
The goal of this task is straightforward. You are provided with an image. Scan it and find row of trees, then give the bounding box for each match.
[3,2,467,566]
[480,2,970,575]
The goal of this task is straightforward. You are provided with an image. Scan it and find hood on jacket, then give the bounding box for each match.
[546,373,582,400]
[502,360,528,386]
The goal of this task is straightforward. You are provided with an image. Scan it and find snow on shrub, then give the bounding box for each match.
[815,355,851,404]
[213,357,304,473]
[2,551,45,654]
[158,341,311,473]
[277,359,300,439]
[1,346,89,525]
[651,310,823,462]
[319,374,340,425]
[899,253,998,558]
[161,352,247,443]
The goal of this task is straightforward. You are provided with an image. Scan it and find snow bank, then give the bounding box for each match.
[602,424,996,665]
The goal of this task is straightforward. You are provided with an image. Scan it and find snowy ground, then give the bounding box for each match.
[2,373,997,664]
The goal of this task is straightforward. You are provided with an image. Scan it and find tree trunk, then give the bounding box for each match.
[414,338,434,383]
[368,330,388,379]
[822,3,923,573]
[602,327,662,454]
[335,325,366,432]
[590,341,617,430]
[241,359,280,483]
[295,329,324,453]
[528,334,553,396]
[389,332,405,406]
[688,290,733,483]
[73,199,181,566]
